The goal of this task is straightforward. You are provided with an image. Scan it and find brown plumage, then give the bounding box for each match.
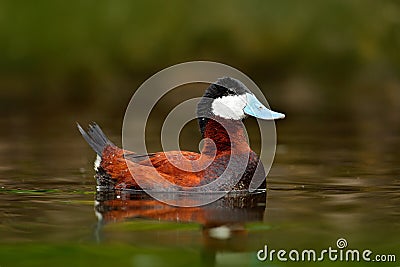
[78,77,285,191]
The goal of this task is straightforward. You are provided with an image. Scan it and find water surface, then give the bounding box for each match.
[0,108,399,267]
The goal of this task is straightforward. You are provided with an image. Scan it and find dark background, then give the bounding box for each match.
[1,0,399,119]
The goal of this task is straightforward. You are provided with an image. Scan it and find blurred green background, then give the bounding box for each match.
[1,0,399,117]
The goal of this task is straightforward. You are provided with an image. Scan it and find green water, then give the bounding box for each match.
[0,109,399,267]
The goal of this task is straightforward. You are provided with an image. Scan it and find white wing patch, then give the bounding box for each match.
[94,154,101,171]
[211,94,247,120]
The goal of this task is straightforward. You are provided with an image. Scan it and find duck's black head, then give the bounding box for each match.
[197,77,285,137]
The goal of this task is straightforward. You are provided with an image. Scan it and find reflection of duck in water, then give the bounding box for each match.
[94,190,268,266]
[95,190,266,240]
[95,190,266,226]
[78,77,284,190]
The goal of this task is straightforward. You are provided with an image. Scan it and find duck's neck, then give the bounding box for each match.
[201,117,250,155]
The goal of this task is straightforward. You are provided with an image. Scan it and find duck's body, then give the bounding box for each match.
[78,77,284,191]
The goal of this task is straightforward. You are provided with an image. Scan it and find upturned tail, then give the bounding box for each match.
[77,122,114,156]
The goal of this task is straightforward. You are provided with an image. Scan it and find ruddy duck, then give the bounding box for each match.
[78,77,284,191]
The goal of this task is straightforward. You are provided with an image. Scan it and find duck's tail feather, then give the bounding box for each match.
[77,122,114,156]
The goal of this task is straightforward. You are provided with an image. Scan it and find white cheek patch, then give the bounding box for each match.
[211,94,247,120]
